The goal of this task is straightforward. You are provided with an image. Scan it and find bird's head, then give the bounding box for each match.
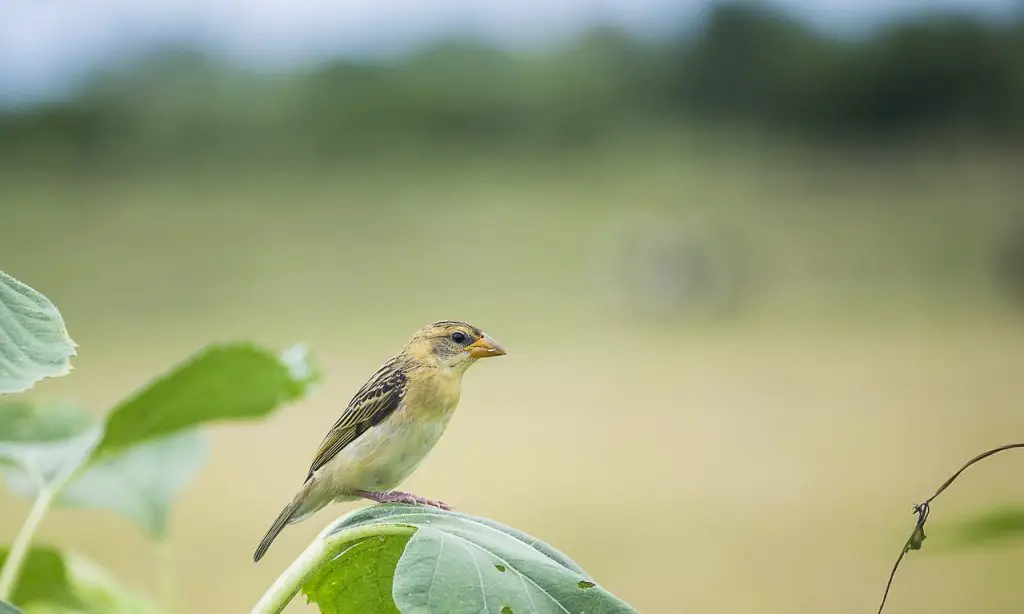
[404,320,506,373]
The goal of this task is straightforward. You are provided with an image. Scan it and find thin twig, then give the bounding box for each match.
[877,442,1024,614]
[923,444,1024,505]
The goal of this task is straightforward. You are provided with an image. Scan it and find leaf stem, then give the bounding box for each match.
[0,432,96,603]
[0,486,56,600]
[250,517,413,614]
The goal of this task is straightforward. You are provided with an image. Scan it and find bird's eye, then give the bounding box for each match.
[450,331,469,344]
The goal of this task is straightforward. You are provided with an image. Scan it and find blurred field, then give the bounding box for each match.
[2,133,1024,613]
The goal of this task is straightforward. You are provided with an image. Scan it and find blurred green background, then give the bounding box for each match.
[3,1,1024,612]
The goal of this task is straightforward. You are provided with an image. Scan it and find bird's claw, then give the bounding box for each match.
[415,496,452,511]
[377,490,451,510]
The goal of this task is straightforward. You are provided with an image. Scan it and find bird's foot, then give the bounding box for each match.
[356,489,452,510]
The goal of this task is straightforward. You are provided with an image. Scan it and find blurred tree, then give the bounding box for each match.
[1,2,1022,168]
[668,2,1024,139]
[668,2,836,125]
[834,15,1024,135]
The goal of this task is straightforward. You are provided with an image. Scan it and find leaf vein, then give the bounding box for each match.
[359,512,572,570]
[457,536,568,614]
[426,535,443,611]
[455,537,488,614]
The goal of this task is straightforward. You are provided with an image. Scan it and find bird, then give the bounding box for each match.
[253,319,506,562]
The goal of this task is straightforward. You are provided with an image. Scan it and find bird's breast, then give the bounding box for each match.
[320,393,458,495]
[317,367,464,495]
[353,400,456,490]
[401,367,462,420]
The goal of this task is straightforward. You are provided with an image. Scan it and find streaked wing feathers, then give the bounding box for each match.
[305,358,407,480]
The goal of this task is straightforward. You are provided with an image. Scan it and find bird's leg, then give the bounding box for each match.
[353,489,452,511]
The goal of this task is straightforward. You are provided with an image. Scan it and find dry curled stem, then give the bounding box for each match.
[877,443,1024,614]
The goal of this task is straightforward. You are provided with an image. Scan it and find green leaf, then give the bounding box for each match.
[0,547,79,609]
[938,505,1024,551]
[302,505,636,614]
[1,402,206,538]
[906,523,926,551]
[0,547,156,614]
[51,550,158,614]
[2,342,315,538]
[0,402,94,443]
[0,402,100,489]
[6,431,207,539]
[0,430,101,491]
[0,403,99,491]
[61,431,206,538]
[0,271,76,395]
[303,533,411,614]
[92,343,318,461]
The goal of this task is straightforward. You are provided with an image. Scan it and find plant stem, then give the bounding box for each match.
[0,486,56,600]
[0,431,96,603]
[250,520,413,614]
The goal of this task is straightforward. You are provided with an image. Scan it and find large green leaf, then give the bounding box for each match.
[302,505,636,614]
[6,430,207,539]
[0,547,156,614]
[1,403,204,538]
[0,403,101,499]
[0,403,94,443]
[0,547,79,609]
[0,405,101,490]
[0,271,76,395]
[92,343,318,461]
[61,431,206,538]
[303,532,411,614]
[2,342,316,539]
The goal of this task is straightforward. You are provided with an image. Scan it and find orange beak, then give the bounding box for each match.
[465,334,507,359]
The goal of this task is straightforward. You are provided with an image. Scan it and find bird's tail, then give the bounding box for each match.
[254,488,309,563]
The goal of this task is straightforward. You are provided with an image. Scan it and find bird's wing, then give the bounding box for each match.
[305,357,408,480]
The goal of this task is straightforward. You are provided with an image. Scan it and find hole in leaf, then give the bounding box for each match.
[501,607,514,614]
[577,581,596,589]
[494,564,506,572]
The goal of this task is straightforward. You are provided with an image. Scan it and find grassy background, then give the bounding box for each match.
[2,131,1024,613]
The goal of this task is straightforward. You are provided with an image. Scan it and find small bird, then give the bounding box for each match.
[253,320,506,562]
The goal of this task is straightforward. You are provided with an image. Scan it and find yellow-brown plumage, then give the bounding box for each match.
[253,320,505,562]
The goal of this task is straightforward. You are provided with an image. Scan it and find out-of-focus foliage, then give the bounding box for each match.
[25,550,160,614]
[0,272,76,395]
[671,3,1024,138]
[0,271,322,611]
[5,426,207,539]
[92,343,318,461]
[939,505,1024,551]
[0,347,318,610]
[2,3,1022,171]
[0,547,158,614]
[1,343,319,541]
[0,548,79,611]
